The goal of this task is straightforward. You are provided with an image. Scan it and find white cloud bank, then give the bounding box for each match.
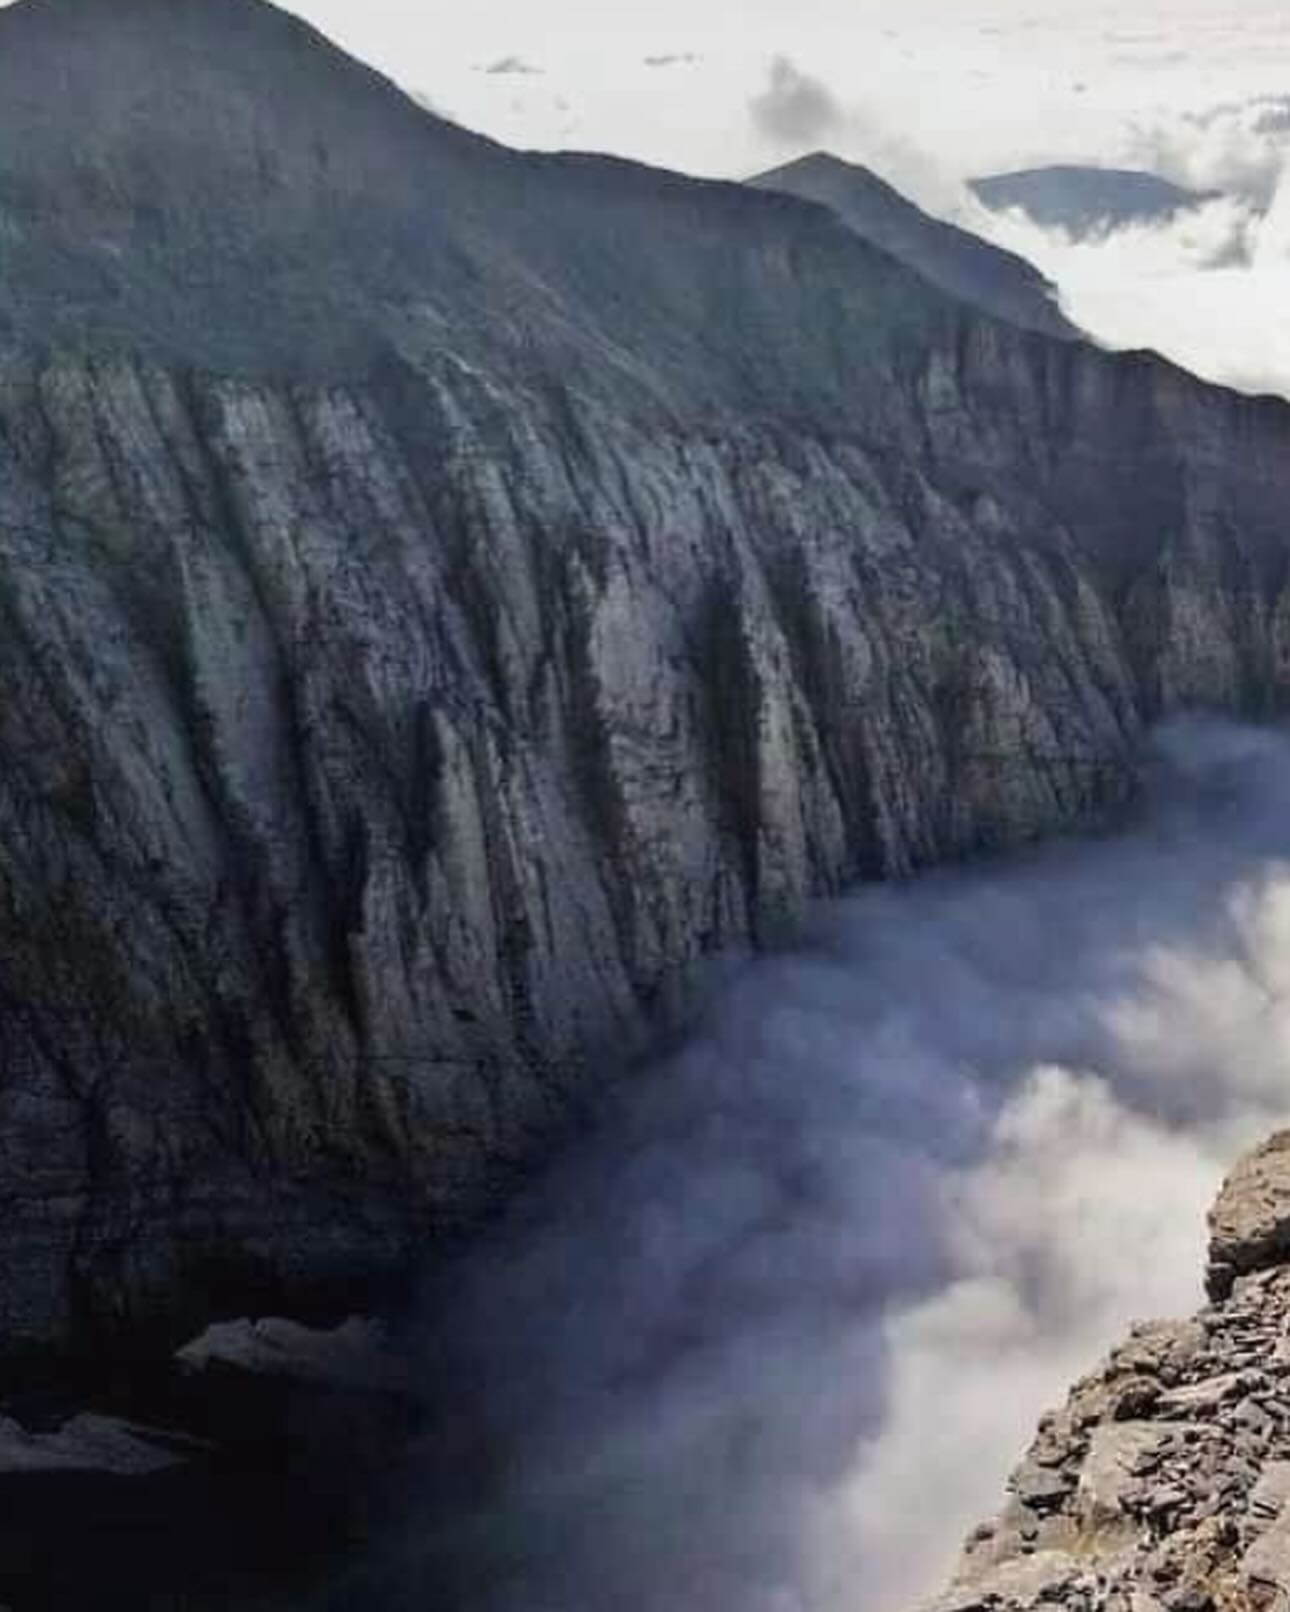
[350,721,1290,1612]
[963,93,1290,398]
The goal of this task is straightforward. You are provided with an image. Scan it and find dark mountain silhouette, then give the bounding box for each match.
[971,164,1222,237]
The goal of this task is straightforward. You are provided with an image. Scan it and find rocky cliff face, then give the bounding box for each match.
[925,1133,1290,1612]
[4,0,1290,1360]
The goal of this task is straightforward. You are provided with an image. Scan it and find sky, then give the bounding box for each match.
[262,0,1290,182]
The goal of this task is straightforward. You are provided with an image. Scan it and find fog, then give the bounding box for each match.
[365,721,1290,1612]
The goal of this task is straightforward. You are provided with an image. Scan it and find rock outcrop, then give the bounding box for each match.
[926,1132,1290,1612]
[3,0,1290,1359]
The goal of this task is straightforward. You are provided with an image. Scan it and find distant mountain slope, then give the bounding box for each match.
[1,0,1290,1362]
[971,164,1222,237]
[750,151,1079,339]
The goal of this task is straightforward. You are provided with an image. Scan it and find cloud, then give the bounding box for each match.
[748,55,844,147]
[1130,94,1290,210]
[973,162,1290,398]
[350,720,1290,1612]
[478,55,542,77]
[1254,104,1290,137]
[922,90,1290,400]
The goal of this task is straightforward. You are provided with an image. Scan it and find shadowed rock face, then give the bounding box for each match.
[4,0,1290,1360]
[750,152,1080,339]
[924,1134,1290,1612]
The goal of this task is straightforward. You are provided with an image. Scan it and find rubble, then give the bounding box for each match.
[925,1132,1290,1612]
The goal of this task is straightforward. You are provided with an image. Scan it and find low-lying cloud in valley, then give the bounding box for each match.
[350,722,1290,1612]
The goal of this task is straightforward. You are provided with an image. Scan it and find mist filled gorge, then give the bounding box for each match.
[315,720,1290,1612]
[10,0,1290,1606]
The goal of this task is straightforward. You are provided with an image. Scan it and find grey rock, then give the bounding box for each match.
[1145,1484,1188,1517]
[1013,1461,1078,1510]
[1207,1132,1290,1300]
[1161,1590,1213,1612]
[1244,1511,1290,1596]
[1158,1374,1246,1418]
[1248,1462,1290,1522]
[1078,1424,1169,1524]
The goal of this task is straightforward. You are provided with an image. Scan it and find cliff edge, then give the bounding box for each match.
[926,1131,1290,1612]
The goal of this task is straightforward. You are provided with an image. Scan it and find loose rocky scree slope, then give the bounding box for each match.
[928,1133,1290,1612]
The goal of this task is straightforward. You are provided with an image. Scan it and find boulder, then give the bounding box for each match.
[1207,1131,1290,1300]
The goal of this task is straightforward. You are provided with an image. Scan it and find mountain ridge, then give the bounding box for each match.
[750,150,1080,340]
[971,164,1223,237]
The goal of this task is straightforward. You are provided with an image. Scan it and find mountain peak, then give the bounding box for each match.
[751,150,896,193]
[0,0,462,206]
[971,164,1222,236]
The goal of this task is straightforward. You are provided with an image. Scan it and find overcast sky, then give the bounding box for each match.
[271,0,1290,183]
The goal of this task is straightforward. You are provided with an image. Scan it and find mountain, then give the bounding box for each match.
[750,151,1079,338]
[971,164,1222,237]
[926,1131,1290,1612]
[2,0,1290,1362]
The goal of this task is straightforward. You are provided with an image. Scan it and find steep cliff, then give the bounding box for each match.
[2,0,1290,1359]
[925,1133,1290,1612]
